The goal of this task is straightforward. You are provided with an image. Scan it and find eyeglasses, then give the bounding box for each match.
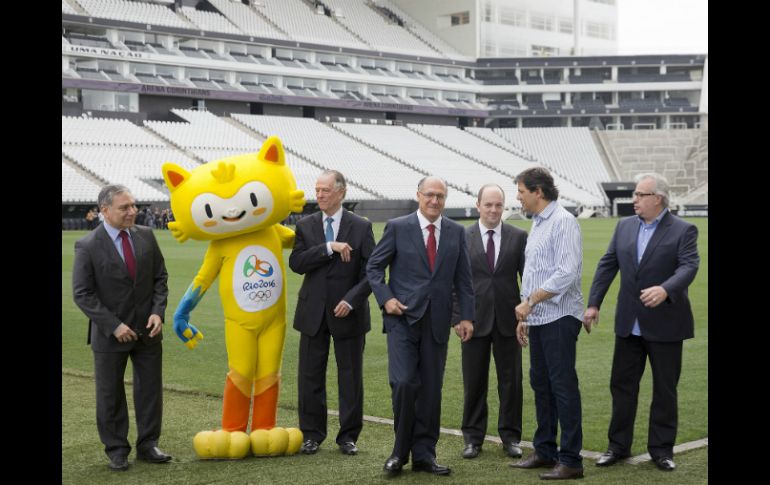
[633,191,657,198]
[419,192,446,201]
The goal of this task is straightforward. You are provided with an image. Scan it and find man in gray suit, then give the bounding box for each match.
[72,185,171,471]
[367,176,475,476]
[585,173,699,472]
[452,184,527,460]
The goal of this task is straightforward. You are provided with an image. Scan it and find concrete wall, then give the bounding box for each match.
[394,112,459,125]
[262,103,303,117]
[314,108,387,120]
[394,0,479,57]
[139,95,196,120]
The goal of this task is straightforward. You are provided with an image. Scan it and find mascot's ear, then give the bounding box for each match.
[258,136,286,166]
[162,163,191,192]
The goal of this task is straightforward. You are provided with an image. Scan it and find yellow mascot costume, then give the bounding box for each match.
[162,136,305,458]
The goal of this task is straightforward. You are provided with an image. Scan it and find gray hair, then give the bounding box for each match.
[98,184,132,209]
[417,176,449,194]
[634,173,670,207]
[477,183,505,202]
[320,170,347,195]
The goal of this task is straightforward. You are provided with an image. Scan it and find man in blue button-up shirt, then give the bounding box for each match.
[509,167,588,480]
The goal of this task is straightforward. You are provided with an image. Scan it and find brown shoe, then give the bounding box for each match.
[510,453,558,469]
[539,463,584,480]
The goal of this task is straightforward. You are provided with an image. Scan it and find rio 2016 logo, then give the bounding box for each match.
[244,255,274,278]
[234,246,281,312]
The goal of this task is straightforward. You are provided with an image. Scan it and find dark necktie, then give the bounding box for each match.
[325,217,335,243]
[486,229,495,272]
[119,230,136,280]
[426,224,436,272]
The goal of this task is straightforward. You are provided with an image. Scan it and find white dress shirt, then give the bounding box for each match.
[478,220,501,267]
[416,210,442,250]
[323,206,344,256]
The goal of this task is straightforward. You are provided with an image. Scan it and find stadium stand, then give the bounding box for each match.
[496,127,611,202]
[62,160,102,203]
[322,0,440,57]
[62,1,707,222]
[75,0,195,29]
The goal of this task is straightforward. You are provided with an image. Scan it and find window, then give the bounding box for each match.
[450,11,470,26]
[531,45,558,57]
[585,21,614,40]
[530,13,554,32]
[559,18,573,34]
[483,2,493,22]
[499,6,525,27]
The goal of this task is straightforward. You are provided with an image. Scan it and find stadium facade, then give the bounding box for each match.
[62,0,708,224]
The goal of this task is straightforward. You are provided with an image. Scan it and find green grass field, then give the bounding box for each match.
[61,218,708,483]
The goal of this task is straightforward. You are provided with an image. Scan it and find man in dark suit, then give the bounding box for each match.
[289,170,375,456]
[584,173,700,472]
[452,184,527,460]
[367,176,475,476]
[72,185,171,471]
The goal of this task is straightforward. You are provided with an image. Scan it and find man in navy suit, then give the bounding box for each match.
[584,173,700,472]
[367,176,475,476]
[290,170,375,456]
[72,185,171,471]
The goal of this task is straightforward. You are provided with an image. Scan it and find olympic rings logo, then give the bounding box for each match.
[248,290,273,301]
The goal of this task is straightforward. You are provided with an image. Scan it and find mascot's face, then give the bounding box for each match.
[189,180,274,235]
[162,136,305,242]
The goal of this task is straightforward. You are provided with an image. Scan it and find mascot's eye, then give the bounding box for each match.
[250,193,258,207]
[205,204,213,218]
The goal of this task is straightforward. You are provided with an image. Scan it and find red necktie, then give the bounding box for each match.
[119,230,136,280]
[426,224,436,272]
[486,229,495,273]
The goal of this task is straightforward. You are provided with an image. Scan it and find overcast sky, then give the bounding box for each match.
[616,0,708,54]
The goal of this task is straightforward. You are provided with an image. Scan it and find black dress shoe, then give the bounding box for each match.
[653,456,676,471]
[595,450,629,467]
[462,443,481,459]
[301,439,320,455]
[339,442,358,455]
[383,455,407,474]
[509,453,558,469]
[539,463,585,480]
[412,459,451,475]
[108,455,128,471]
[503,441,523,458]
[137,446,172,463]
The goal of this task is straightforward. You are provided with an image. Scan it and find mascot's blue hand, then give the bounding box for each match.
[173,284,206,349]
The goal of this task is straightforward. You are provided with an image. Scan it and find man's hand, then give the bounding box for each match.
[384,298,408,315]
[333,300,352,318]
[640,286,668,308]
[330,241,353,262]
[516,321,529,347]
[113,323,138,343]
[454,320,474,342]
[146,314,164,337]
[515,300,531,322]
[583,306,599,334]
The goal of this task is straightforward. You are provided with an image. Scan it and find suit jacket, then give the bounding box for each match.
[451,223,527,337]
[290,209,375,338]
[367,212,475,344]
[588,212,699,342]
[72,224,168,352]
